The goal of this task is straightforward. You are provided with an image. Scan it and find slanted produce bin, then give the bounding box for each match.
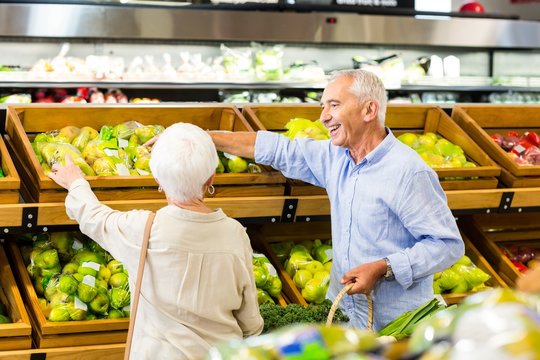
[254,222,333,307]
[0,245,32,350]
[440,229,508,305]
[244,104,500,192]
[452,104,540,187]
[7,240,128,348]
[0,135,20,204]
[5,104,286,203]
[461,213,540,288]
[254,221,506,307]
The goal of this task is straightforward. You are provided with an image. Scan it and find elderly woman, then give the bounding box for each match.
[49,123,263,359]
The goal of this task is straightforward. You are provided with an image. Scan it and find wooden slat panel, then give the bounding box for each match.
[0,205,23,227]
[0,136,20,191]
[446,189,502,210]
[511,188,540,208]
[296,196,331,217]
[0,343,125,359]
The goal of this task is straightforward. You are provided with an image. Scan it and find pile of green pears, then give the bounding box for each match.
[20,232,130,322]
[433,255,491,295]
[283,118,330,141]
[31,121,164,177]
[272,239,332,304]
[253,253,283,305]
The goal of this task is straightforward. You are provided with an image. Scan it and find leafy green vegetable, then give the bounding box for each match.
[259,299,349,334]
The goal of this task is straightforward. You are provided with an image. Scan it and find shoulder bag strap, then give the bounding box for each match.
[124,212,156,360]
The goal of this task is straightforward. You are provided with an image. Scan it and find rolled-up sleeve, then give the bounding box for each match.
[255,131,330,188]
[390,170,465,289]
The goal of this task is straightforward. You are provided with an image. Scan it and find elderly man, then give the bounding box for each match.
[210,69,464,330]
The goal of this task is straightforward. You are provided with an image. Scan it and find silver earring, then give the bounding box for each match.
[158,186,163,193]
[207,185,215,195]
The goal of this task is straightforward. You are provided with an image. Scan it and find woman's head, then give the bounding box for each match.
[329,69,387,125]
[150,123,218,202]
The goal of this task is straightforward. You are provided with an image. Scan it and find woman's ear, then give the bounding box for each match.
[205,173,216,187]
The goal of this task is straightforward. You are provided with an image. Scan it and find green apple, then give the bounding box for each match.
[107,309,125,319]
[293,269,313,289]
[313,270,330,286]
[110,288,130,309]
[48,305,70,322]
[301,278,327,304]
[34,249,60,269]
[107,260,124,275]
[97,265,112,282]
[77,264,98,278]
[456,255,472,266]
[66,301,87,321]
[89,290,110,315]
[397,133,418,148]
[305,260,324,275]
[256,288,274,305]
[58,275,78,295]
[265,276,282,299]
[62,262,79,275]
[323,261,332,273]
[77,282,97,303]
[109,272,129,289]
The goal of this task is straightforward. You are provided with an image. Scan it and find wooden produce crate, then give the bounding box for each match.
[0,135,20,204]
[4,104,286,203]
[0,343,125,360]
[254,222,333,307]
[244,104,500,191]
[452,104,540,187]
[441,230,508,305]
[461,213,540,288]
[0,245,32,351]
[7,241,128,349]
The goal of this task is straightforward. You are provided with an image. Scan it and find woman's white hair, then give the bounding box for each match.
[150,123,218,202]
[329,69,388,124]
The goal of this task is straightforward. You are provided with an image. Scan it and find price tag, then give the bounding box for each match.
[72,240,83,250]
[116,164,130,176]
[136,168,150,176]
[75,297,88,311]
[82,261,100,271]
[104,148,119,158]
[265,262,277,277]
[118,139,129,149]
[83,275,96,288]
[325,249,333,262]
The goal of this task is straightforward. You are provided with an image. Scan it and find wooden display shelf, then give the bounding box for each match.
[0,343,125,360]
[6,241,128,348]
[461,213,540,287]
[452,104,540,187]
[0,135,20,204]
[0,245,32,351]
[440,229,508,305]
[243,104,501,192]
[4,104,285,203]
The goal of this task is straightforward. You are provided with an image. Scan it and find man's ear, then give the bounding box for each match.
[363,100,379,123]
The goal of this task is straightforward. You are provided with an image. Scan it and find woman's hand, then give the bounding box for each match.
[340,259,387,295]
[48,155,85,190]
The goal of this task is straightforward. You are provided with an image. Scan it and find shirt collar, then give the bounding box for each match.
[346,127,396,166]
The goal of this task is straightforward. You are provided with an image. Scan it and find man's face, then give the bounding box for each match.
[319,76,366,149]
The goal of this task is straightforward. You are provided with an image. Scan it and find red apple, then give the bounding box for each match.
[459,2,485,13]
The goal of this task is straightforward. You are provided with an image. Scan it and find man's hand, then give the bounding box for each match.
[48,155,85,190]
[340,259,387,295]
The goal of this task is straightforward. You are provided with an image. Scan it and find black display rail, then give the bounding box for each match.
[2,188,540,236]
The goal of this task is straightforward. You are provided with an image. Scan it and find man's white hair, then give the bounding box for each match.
[329,69,388,125]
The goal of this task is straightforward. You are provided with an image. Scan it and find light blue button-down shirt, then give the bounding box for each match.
[255,129,464,331]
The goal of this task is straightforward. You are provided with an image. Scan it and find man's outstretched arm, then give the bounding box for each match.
[209,131,257,159]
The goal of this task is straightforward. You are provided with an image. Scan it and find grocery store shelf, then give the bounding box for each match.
[2,188,540,229]
[0,80,328,90]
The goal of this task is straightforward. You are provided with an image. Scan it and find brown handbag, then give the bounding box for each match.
[124,212,156,360]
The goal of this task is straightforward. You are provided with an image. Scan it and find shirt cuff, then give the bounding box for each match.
[387,252,413,289]
[254,131,278,165]
[68,178,90,192]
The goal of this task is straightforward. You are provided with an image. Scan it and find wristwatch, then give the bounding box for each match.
[383,257,394,280]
